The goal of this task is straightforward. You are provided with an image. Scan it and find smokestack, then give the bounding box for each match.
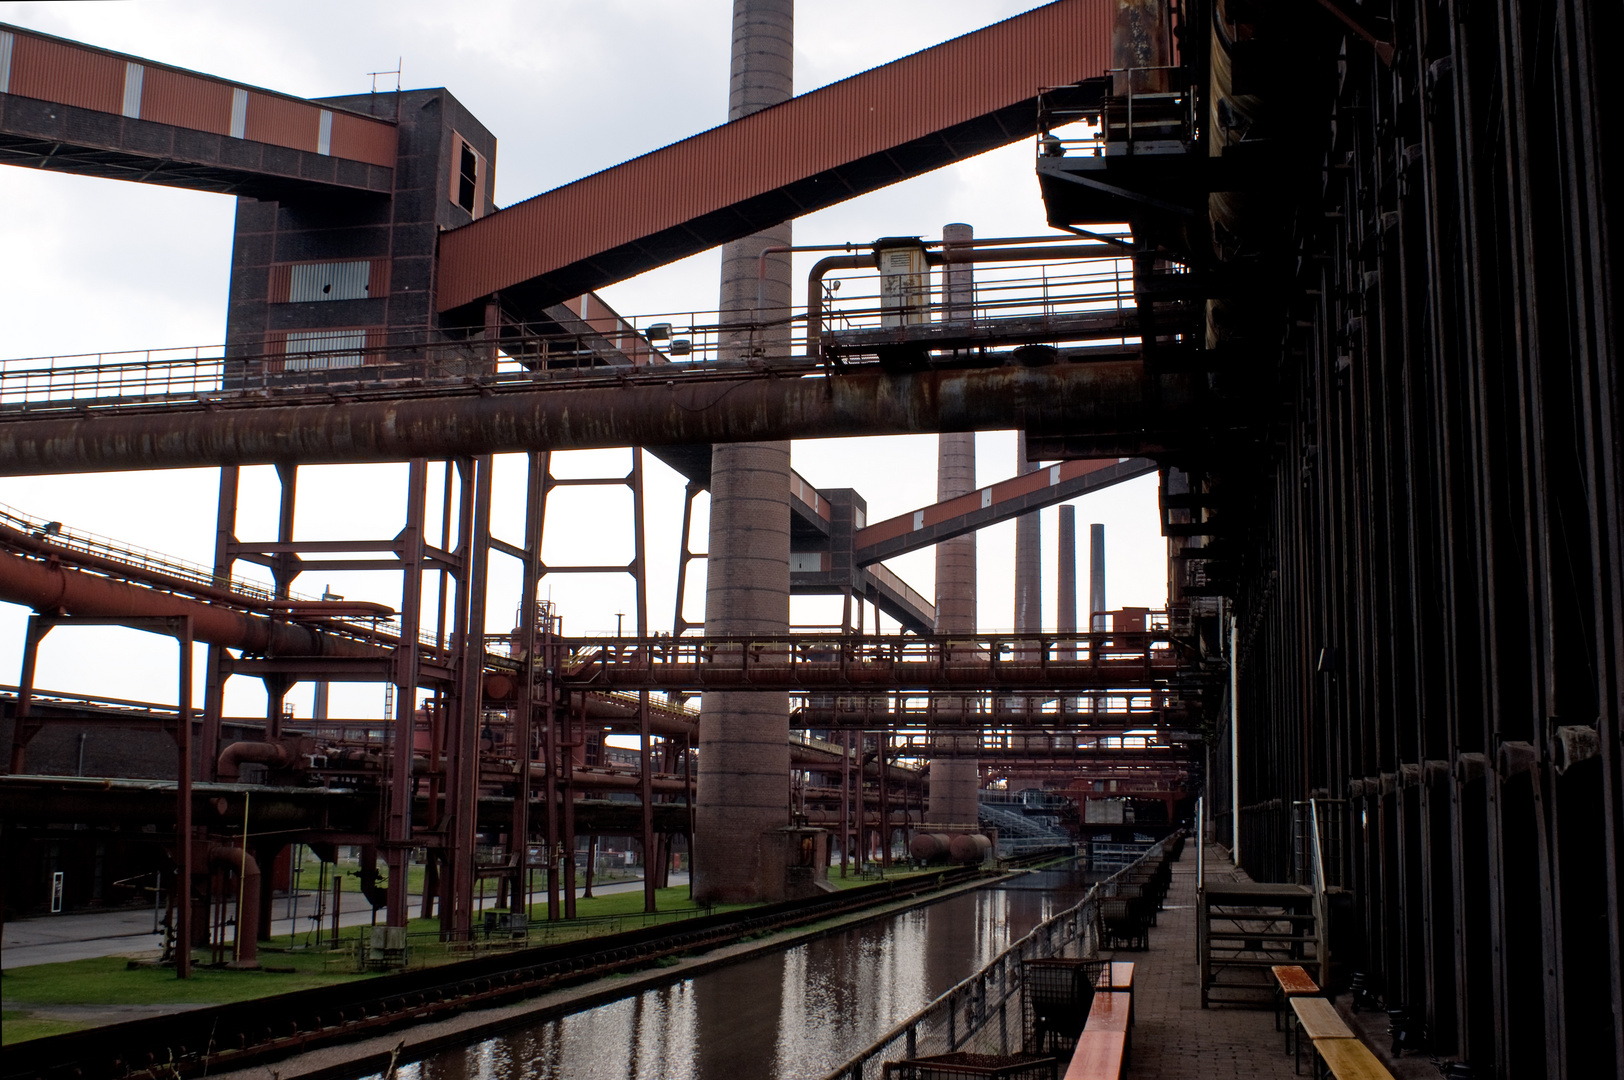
[1090,522,1106,632]
[694,0,795,905]
[930,223,979,828]
[1058,507,1077,644]
[1014,434,1042,636]
[934,224,977,635]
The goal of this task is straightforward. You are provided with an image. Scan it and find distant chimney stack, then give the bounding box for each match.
[1089,522,1106,632]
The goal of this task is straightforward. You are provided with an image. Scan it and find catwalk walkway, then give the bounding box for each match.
[1116,845,1299,1079]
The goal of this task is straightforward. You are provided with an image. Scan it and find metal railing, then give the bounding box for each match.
[897,731,1178,752]
[1308,799,1330,988]
[794,692,1178,728]
[558,631,1177,679]
[0,332,815,416]
[1088,842,1155,872]
[0,251,1146,416]
[979,791,1070,810]
[0,500,292,605]
[824,836,1179,1080]
[817,258,1138,337]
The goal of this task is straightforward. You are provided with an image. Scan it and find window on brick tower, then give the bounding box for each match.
[457,141,478,214]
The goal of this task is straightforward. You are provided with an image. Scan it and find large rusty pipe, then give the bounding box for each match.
[788,742,918,783]
[805,253,871,354]
[799,808,913,826]
[203,842,260,966]
[581,694,696,737]
[0,548,385,658]
[0,364,1192,475]
[0,521,402,644]
[217,740,301,780]
[547,764,691,794]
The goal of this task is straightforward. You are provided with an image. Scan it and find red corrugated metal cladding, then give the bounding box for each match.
[328,110,397,168]
[7,33,123,113]
[138,64,233,133]
[1,24,395,167]
[243,92,319,153]
[435,0,1114,312]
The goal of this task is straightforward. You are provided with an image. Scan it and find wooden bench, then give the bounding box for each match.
[1313,1036,1396,1080]
[1062,991,1132,1080]
[1289,996,1353,1075]
[1272,964,1320,1035]
[1095,961,1135,1027]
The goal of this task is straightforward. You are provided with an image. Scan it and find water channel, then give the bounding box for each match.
[390,865,1096,1080]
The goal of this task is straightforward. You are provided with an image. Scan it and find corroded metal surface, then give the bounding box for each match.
[0,363,1195,474]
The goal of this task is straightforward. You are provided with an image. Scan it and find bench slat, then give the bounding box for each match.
[1314,1037,1396,1080]
[1094,962,1135,992]
[1086,992,1131,1033]
[1291,996,1355,1040]
[1063,1030,1127,1080]
[1271,964,1319,995]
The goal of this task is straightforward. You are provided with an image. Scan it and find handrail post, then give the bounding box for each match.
[1310,798,1329,987]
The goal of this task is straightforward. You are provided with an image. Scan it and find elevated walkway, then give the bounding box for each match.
[853,457,1157,566]
[434,0,1113,317]
[1113,844,1301,1078]
[0,23,396,197]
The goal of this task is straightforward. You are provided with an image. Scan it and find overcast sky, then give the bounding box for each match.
[0,1,1166,724]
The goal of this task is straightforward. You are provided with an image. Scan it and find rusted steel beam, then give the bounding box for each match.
[0,362,1197,474]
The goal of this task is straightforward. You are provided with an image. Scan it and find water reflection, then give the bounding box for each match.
[393,871,1093,1080]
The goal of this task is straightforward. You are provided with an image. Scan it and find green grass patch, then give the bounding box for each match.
[826,866,948,890]
[0,954,371,1008]
[2,1011,91,1046]
[252,883,756,974]
[0,873,888,1018]
[289,847,642,905]
[529,884,752,921]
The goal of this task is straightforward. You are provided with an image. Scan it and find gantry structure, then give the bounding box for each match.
[1,1,1621,1076]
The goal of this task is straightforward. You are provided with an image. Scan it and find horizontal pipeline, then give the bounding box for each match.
[0,548,385,658]
[0,362,1195,475]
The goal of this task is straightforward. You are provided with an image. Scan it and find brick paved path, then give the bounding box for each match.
[1108,843,1301,1079]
